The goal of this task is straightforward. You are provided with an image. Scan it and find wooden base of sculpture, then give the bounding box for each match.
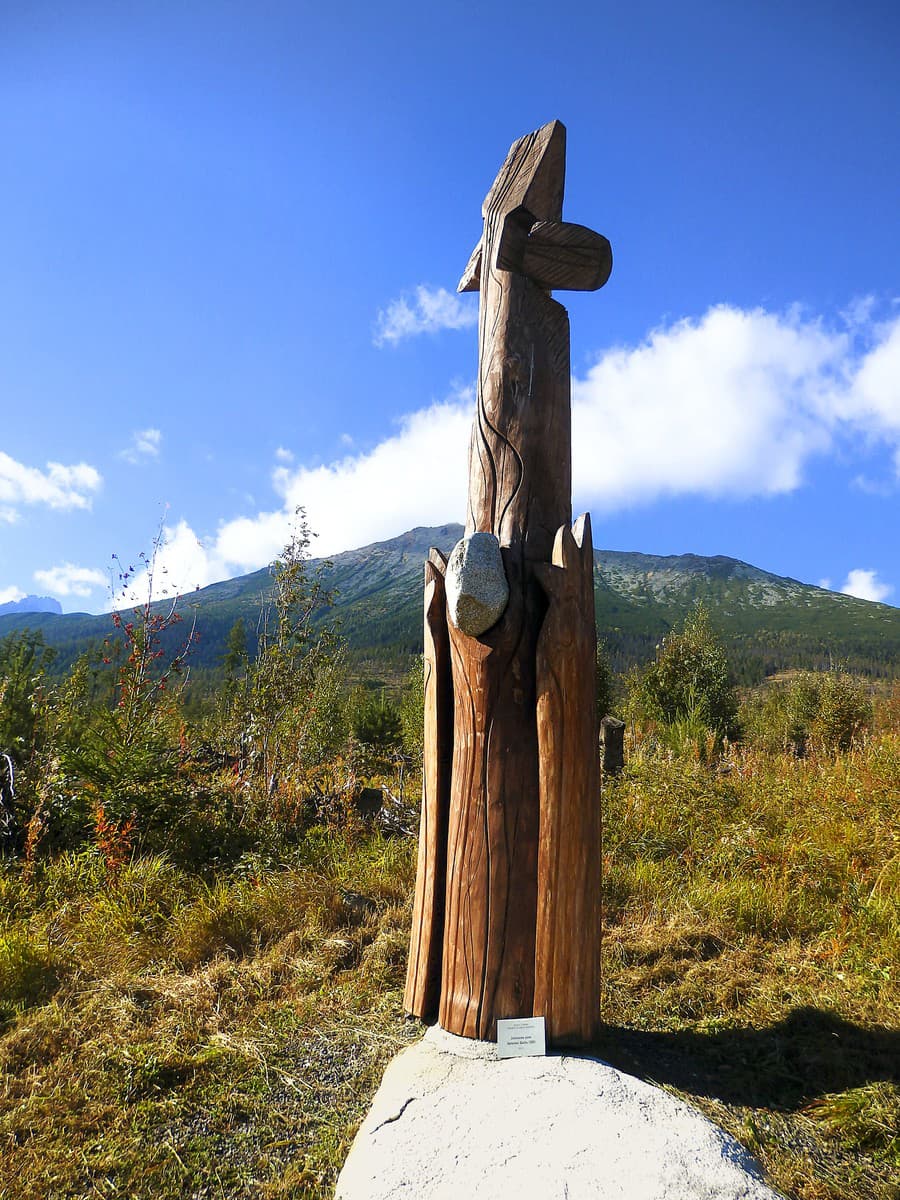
[404,520,601,1046]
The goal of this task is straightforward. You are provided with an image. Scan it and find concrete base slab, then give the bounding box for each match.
[336,1025,784,1200]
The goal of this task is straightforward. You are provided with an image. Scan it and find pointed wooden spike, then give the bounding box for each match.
[572,512,592,553]
[550,522,567,567]
[457,240,483,293]
[535,509,602,1046]
[483,119,566,222]
[551,522,580,571]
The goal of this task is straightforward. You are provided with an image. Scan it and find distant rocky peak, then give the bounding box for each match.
[0,594,63,617]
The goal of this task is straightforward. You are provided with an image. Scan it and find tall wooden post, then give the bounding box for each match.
[404,120,611,1045]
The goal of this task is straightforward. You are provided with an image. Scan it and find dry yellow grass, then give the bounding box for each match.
[0,730,897,1199]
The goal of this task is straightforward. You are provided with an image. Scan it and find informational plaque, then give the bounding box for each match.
[496,1016,546,1059]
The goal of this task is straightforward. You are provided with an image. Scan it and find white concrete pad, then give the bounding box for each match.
[336,1024,784,1200]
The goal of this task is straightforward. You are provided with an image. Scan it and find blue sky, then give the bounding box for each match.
[1,0,898,613]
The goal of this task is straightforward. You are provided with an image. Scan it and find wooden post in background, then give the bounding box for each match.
[405,120,611,1045]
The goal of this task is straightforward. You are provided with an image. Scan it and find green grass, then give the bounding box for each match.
[599,731,900,1199]
[0,831,419,1199]
[1,732,898,1199]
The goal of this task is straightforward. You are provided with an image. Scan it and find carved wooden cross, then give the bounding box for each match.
[405,120,611,1046]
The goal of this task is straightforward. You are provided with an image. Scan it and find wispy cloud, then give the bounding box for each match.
[115,391,474,599]
[840,568,893,604]
[120,428,162,464]
[0,451,101,517]
[34,563,108,598]
[111,521,208,606]
[114,302,900,600]
[374,285,477,346]
[0,586,26,605]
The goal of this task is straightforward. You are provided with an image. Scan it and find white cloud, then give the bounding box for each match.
[571,303,900,510]
[274,446,294,464]
[266,394,472,558]
[120,428,162,464]
[374,285,478,346]
[840,569,893,604]
[572,305,843,507]
[841,317,900,438]
[112,520,218,606]
[105,302,900,601]
[34,563,108,598]
[0,452,101,515]
[852,473,895,496]
[818,578,832,591]
[114,392,474,599]
[0,586,26,605]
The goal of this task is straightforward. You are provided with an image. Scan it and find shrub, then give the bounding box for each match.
[810,670,873,752]
[351,690,403,755]
[740,671,873,755]
[628,604,738,739]
[398,658,425,765]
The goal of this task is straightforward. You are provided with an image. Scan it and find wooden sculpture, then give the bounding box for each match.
[404,120,612,1046]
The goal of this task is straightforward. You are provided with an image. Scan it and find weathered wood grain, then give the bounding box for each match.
[439,554,540,1039]
[465,122,572,562]
[533,514,602,1045]
[497,211,613,292]
[439,122,572,1038]
[407,119,611,1044]
[403,550,453,1020]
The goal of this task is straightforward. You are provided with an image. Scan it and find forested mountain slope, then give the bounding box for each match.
[3,525,898,685]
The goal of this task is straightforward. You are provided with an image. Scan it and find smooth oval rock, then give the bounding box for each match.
[336,1025,786,1200]
[445,532,509,637]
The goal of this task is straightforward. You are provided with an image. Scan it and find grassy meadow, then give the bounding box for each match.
[2,717,898,1199]
[0,560,898,1200]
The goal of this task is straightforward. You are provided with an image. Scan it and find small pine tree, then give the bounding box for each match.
[631,603,737,737]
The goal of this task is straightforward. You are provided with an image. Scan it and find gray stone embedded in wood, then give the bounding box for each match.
[445,532,509,637]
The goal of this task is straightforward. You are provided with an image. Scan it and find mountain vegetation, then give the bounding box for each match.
[2,525,899,693]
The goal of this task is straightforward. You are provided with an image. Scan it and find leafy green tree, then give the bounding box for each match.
[61,533,198,853]
[630,603,737,737]
[803,670,872,753]
[232,508,346,790]
[0,632,57,849]
[351,689,403,754]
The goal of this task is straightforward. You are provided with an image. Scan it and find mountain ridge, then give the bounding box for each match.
[0,594,62,617]
[1,525,897,684]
